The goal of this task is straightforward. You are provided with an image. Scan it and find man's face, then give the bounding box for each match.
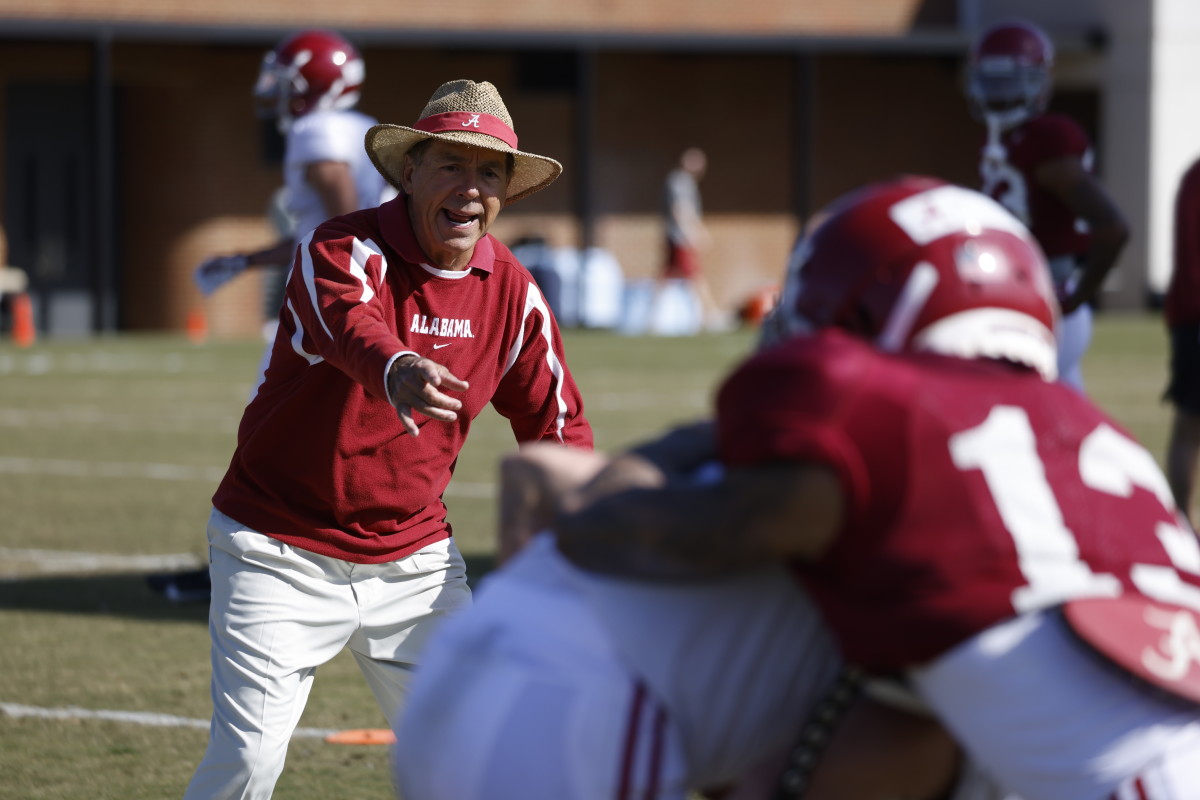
[401,139,510,270]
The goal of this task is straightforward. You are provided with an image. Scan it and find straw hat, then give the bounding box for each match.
[365,80,562,205]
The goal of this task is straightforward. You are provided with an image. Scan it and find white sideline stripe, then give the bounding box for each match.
[0,703,338,738]
[0,548,203,576]
[0,456,496,498]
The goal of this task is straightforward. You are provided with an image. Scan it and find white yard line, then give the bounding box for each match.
[0,350,200,376]
[0,548,204,576]
[0,407,240,433]
[0,702,338,738]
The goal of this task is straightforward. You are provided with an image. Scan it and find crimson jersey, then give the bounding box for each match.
[979,113,1091,260]
[716,330,1199,672]
[1165,157,1200,327]
[214,192,593,564]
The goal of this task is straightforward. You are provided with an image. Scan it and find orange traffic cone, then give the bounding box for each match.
[186,308,208,345]
[11,293,35,347]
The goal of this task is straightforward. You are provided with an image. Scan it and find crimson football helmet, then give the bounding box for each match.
[967,21,1054,130]
[777,176,1059,380]
[254,29,365,131]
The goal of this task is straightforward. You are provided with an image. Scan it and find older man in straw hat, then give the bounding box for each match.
[184,79,593,799]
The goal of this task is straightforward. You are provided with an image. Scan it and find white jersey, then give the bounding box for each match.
[283,108,391,239]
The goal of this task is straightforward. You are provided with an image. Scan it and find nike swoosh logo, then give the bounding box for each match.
[432,343,452,350]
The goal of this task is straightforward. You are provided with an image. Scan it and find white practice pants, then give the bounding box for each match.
[911,610,1200,800]
[184,508,471,800]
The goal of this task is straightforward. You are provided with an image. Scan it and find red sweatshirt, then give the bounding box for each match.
[213,193,593,563]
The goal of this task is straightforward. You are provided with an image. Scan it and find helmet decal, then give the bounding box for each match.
[876,261,939,353]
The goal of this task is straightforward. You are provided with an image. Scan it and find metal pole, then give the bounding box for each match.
[575,47,597,326]
[92,29,116,332]
[793,52,814,226]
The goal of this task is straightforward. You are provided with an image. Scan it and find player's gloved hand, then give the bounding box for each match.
[194,254,249,296]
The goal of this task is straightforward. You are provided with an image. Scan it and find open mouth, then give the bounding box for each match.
[442,209,478,229]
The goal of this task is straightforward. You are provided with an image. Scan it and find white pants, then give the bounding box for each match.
[393,535,840,800]
[911,611,1200,800]
[1057,303,1092,392]
[184,509,471,800]
[396,577,690,799]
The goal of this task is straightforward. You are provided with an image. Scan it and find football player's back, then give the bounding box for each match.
[745,334,1189,672]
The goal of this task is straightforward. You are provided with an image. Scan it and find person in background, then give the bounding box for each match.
[183,78,593,799]
[1164,155,1200,524]
[656,147,726,332]
[967,19,1129,391]
[193,28,390,300]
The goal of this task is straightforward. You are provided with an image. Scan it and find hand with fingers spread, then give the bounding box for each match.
[387,354,470,437]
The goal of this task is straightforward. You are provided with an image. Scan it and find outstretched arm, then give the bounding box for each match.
[194,242,296,296]
[554,450,844,580]
[1036,156,1129,313]
[194,160,361,296]
[495,421,714,563]
[497,443,611,564]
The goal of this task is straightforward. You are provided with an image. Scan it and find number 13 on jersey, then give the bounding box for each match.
[950,405,1200,614]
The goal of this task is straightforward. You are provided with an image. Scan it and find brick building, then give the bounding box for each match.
[0,0,1194,336]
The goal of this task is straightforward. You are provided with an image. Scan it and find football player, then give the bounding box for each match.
[394,178,1084,800]
[967,20,1129,391]
[193,29,391,297]
[545,176,1200,799]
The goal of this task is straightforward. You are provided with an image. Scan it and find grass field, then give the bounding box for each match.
[0,313,1175,798]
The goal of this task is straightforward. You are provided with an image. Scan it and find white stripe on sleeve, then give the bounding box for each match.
[301,233,388,343]
[350,237,386,303]
[299,230,336,342]
[503,282,570,442]
[286,297,324,365]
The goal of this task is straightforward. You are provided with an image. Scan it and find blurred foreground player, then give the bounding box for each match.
[967,20,1128,390]
[550,176,1200,799]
